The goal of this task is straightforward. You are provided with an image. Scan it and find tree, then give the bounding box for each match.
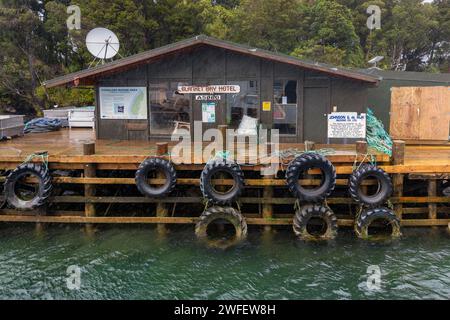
[292,0,364,67]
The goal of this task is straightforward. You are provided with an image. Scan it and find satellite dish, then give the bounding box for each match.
[86,27,120,67]
[368,56,384,68]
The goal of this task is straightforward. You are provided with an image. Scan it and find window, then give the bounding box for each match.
[273,80,297,135]
[149,81,190,135]
[226,80,259,130]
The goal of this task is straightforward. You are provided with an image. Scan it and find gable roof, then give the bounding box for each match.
[44,35,380,88]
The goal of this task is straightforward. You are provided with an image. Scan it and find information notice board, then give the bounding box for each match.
[99,87,147,120]
[327,112,366,138]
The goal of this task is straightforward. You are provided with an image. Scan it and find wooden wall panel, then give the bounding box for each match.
[390,87,449,141]
[390,87,421,140]
[418,87,450,140]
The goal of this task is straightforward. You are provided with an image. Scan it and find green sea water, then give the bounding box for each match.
[0,225,449,300]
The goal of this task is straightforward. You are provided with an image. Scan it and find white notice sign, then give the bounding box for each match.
[202,102,216,123]
[327,112,366,138]
[99,87,147,119]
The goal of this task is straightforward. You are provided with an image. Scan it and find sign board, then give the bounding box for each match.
[178,85,240,94]
[99,87,147,120]
[202,102,216,123]
[262,101,271,111]
[327,112,366,138]
[195,95,221,101]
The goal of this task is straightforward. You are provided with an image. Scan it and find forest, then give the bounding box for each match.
[0,0,448,115]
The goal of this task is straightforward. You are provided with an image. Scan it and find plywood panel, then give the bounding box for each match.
[418,87,450,140]
[390,87,420,140]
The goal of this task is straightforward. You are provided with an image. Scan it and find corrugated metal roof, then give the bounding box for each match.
[361,68,450,84]
[44,35,380,88]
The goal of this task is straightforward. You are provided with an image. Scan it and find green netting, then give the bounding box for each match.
[366,108,392,156]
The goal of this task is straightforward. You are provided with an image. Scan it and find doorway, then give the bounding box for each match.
[303,87,329,143]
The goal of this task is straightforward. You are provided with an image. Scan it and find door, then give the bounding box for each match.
[303,87,329,143]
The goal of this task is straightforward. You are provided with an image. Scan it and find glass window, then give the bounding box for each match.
[149,81,190,135]
[226,80,259,130]
[273,80,297,135]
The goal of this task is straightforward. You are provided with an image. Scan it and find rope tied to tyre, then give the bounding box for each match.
[293,204,338,240]
[135,157,177,198]
[286,153,336,203]
[4,152,52,210]
[195,206,248,249]
[355,207,401,239]
[200,157,244,205]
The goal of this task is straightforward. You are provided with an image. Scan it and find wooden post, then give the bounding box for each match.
[156,142,168,156]
[156,142,169,234]
[356,141,368,154]
[35,207,46,235]
[391,140,405,220]
[83,142,96,235]
[428,180,437,220]
[262,142,274,232]
[304,140,315,151]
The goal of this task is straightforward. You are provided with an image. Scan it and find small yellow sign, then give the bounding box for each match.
[262,101,271,111]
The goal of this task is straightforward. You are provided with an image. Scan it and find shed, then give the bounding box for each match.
[44,35,380,143]
[362,68,450,130]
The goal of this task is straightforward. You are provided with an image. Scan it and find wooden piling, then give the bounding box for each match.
[262,143,274,232]
[391,140,405,220]
[428,180,437,220]
[156,142,169,234]
[83,142,96,235]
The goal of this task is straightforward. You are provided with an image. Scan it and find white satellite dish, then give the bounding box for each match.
[86,27,121,67]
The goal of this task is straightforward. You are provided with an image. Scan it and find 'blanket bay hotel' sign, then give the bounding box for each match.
[177,85,240,94]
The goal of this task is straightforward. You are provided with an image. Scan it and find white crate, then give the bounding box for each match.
[0,125,24,138]
[68,107,95,129]
[0,115,24,129]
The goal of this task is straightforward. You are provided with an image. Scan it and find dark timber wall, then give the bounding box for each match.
[95,45,373,143]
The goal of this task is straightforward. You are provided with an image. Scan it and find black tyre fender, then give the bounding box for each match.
[200,159,244,205]
[286,153,336,202]
[195,206,247,249]
[349,164,392,207]
[4,163,52,210]
[355,207,401,239]
[293,204,338,240]
[135,157,176,197]
[0,172,6,209]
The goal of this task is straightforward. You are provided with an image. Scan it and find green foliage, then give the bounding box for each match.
[291,0,365,66]
[0,0,448,116]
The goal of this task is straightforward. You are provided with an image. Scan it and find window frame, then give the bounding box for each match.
[273,78,298,137]
[148,79,191,138]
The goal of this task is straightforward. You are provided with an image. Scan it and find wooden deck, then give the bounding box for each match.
[0,128,448,172]
[0,128,449,229]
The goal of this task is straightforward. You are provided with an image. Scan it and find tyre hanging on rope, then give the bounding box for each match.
[135,157,176,198]
[355,207,401,239]
[200,158,244,205]
[195,206,247,249]
[293,204,338,240]
[349,164,392,207]
[286,153,336,202]
[4,163,52,210]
